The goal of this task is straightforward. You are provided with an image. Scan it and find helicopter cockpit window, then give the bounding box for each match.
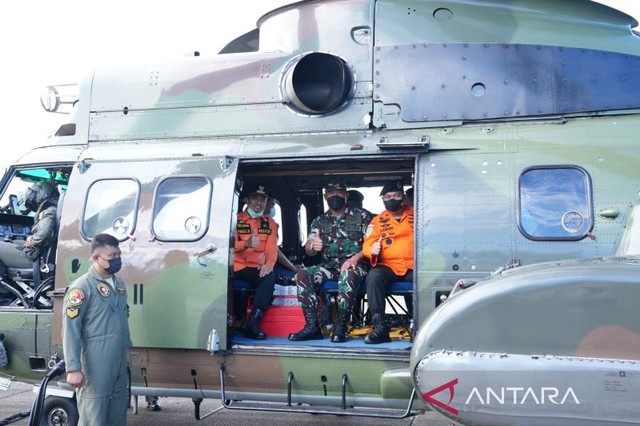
[518,166,593,240]
[0,168,68,217]
[152,176,211,241]
[82,179,140,240]
[0,177,32,217]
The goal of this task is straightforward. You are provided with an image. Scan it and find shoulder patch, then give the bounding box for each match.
[66,289,84,307]
[66,307,79,319]
[365,223,374,237]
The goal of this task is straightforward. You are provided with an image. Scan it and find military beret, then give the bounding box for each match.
[380,180,404,196]
[324,179,347,192]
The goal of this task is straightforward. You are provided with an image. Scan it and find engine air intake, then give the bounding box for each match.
[282,52,354,116]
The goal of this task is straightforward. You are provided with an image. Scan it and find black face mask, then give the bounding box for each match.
[103,257,122,275]
[327,195,346,210]
[384,199,404,212]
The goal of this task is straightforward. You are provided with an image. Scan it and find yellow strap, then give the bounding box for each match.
[348,326,411,340]
[348,326,372,337]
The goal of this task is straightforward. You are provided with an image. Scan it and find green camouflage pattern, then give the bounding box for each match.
[295,265,367,313]
[1,0,640,421]
[309,207,373,269]
[296,207,372,313]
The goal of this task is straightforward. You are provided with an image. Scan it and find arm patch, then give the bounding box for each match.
[66,289,85,307]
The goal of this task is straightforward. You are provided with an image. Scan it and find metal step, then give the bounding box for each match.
[222,399,416,417]
[206,364,416,420]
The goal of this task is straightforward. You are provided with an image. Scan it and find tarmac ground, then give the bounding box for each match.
[1,380,453,426]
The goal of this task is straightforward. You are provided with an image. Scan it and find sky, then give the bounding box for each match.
[0,0,638,170]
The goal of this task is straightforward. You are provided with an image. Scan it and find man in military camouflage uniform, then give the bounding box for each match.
[289,179,373,343]
[63,233,132,425]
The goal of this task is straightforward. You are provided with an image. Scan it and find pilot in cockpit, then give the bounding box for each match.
[0,182,59,273]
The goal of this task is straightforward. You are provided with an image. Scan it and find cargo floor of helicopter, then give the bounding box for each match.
[231,333,412,352]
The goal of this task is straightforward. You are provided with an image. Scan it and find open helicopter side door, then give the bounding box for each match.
[53,156,238,351]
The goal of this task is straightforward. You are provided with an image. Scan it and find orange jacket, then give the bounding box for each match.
[234,211,278,271]
[362,206,414,276]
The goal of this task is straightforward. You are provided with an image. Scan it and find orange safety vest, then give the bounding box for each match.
[362,206,414,276]
[234,210,278,271]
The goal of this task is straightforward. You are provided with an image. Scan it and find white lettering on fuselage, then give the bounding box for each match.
[464,386,580,405]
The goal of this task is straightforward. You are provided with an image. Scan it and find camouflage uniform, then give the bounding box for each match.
[296,207,372,318]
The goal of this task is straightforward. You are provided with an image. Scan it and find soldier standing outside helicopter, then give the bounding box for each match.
[234,183,278,339]
[62,233,132,425]
[289,179,372,343]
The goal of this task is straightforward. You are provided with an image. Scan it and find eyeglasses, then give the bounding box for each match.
[382,192,403,201]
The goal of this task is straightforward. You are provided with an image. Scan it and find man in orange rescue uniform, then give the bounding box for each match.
[234,183,278,339]
[362,180,414,344]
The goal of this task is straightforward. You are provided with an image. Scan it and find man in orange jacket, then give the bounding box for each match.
[362,180,414,344]
[234,183,278,339]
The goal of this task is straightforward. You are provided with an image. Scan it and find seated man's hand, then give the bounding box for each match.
[258,264,273,277]
[371,237,382,256]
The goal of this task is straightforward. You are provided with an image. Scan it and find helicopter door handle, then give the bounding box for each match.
[194,244,217,257]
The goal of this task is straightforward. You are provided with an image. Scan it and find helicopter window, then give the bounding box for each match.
[270,201,283,246]
[348,186,384,215]
[299,203,308,246]
[152,176,211,241]
[82,179,139,240]
[518,166,593,241]
[0,167,69,217]
[0,177,33,217]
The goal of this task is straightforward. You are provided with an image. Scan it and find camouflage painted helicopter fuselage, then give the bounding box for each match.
[1,1,640,424]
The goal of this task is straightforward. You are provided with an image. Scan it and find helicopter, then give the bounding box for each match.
[1,0,640,425]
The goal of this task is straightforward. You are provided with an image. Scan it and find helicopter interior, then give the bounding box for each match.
[0,167,71,309]
[230,156,416,348]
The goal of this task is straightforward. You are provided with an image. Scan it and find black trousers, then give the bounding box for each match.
[365,265,413,316]
[234,267,276,310]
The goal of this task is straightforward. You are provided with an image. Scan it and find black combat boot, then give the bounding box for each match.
[364,313,391,344]
[245,308,266,340]
[331,311,350,343]
[289,307,324,341]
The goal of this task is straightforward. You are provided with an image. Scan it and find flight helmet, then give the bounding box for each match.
[21,181,59,214]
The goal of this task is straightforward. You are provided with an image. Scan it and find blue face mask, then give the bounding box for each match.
[248,207,264,219]
[101,257,122,275]
[269,207,276,218]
